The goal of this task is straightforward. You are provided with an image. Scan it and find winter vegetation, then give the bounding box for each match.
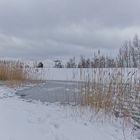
[0,60,39,86]
[0,60,28,81]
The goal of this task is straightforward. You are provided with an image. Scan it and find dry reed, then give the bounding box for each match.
[77,68,140,128]
[0,60,30,86]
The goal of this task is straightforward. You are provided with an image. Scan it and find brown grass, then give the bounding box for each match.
[77,68,140,124]
[0,60,30,85]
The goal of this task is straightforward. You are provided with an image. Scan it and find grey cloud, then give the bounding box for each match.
[0,0,140,58]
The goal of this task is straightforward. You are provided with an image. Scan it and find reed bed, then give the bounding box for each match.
[0,60,31,86]
[77,68,140,129]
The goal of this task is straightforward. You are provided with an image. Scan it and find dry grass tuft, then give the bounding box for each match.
[0,60,30,85]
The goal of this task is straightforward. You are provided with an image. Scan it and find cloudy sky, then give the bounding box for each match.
[0,0,140,58]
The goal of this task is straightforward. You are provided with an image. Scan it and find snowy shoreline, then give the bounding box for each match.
[0,85,139,140]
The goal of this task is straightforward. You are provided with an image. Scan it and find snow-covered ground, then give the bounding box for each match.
[0,85,139,140]
[28,68,139,82]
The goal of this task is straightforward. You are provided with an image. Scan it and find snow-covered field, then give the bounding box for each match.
[0,85,139,140]
[28,68,139,83]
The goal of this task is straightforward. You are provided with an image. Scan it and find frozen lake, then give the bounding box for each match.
[16,81,83,104]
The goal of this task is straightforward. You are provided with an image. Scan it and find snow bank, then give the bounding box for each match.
[0,85,138,140]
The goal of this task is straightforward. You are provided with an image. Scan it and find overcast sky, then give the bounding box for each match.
[0,0,140,58]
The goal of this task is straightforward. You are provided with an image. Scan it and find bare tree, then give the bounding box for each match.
[66,57,77,68]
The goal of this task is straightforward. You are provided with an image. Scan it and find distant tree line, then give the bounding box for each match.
[63,35,140,68]
[35,35,140,68]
